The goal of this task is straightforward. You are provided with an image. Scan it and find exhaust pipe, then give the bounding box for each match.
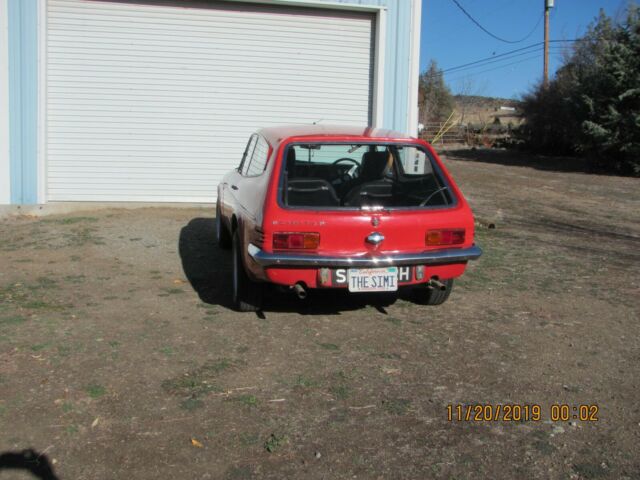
[428,278,447,291]
[293,283,307,300]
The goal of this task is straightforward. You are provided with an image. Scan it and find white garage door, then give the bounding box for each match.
[46,0,375,202]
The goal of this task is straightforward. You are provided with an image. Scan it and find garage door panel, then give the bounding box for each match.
[46,0,374,202]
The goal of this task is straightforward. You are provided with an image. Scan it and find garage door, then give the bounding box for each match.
[46,0,375,202]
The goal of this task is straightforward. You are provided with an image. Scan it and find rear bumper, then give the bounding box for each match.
[247,244,482,268]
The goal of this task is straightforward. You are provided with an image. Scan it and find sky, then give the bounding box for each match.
[420,0,633,99]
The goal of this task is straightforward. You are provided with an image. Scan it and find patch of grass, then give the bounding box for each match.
[225,465,253,480]
[238,432,259,447]
[162,359,232,399]
[159,346,174,356]
[264,433,286,453]
[129,237,142,242]
[233,394,258,407]
[385,317,402,326]
[573,463,607,479]
[329,385,351,400]
[70,255,81,262]
[180,398,204,411]
[57,345,72,357]
[65,424,79,434]
[30,343,49,352]
[85,383,106,398]
[108,340,120,348]
[534,440,557,455]
[64,275,86,284]
[382,398,411,415]
[318,342,339,351]
[0,316,26,327]
[377,352,402,360]
[294,374,319,388]
[46,216,98,225]
[62,402,73,413]
[163,288,184,295]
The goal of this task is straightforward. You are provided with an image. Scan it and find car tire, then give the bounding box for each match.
[232,230,263,312]
[215,200,232,249]
[411,279,454,306]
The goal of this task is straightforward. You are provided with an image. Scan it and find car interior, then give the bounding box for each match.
[282,144,454,208]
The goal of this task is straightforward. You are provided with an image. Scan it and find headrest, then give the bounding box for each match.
[360,151,389,181]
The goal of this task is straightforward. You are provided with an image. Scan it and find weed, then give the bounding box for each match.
[180,398,204,411]
[30,343,49,352]
[164,288,184,295]
[264,433,286,453]
[108,341,120,348]
[377,352,402,360]
[162,359,232,399]
[382,398,411,415]
[57,345,72,357]
[46,216,98,225]
[159,346,174,356]
[238,432,259,446]
[329,385,351,400]
[318,342,339,351]
[294,375,319,388]
[86,384,106,398]
[234,394,258,407]
[62,402,73,413]
[65,425,79,434]
[573,463,607,479]
[385,317,402,326]
[0,316,26,327]
[64,275,86,284]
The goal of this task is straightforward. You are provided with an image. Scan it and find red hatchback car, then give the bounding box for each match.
[216,125,481,311]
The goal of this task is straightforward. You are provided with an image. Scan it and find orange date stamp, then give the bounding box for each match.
[447,404,599,422]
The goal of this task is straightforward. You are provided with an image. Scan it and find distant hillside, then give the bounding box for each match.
[452,95,523,126]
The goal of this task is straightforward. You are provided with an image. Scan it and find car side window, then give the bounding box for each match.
[239,135,258,175]
[245,136,270,176]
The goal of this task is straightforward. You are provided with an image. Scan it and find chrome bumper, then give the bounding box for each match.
[247,243,482,268]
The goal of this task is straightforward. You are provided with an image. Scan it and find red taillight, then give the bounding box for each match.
[273,232,320,250]
[426,229,465,246]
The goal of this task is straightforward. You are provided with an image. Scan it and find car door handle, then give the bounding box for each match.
[231,185,239,190]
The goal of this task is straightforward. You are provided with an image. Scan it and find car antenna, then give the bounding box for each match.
[312,118,323,125]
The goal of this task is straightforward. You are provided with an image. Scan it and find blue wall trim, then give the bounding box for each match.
[8,0,38,205]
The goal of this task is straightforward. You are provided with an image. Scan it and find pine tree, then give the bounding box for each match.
[520,6,640,174]
[419,60,454,124]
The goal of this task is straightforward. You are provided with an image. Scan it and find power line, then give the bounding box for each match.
[445,52,564,83]
[450,0,544,44]
[441,42,543,74]
[422,39,578,79]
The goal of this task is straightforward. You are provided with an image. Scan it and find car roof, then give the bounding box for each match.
[258,125,417,144]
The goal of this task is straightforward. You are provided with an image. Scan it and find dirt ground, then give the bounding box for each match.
[1,148,639,480]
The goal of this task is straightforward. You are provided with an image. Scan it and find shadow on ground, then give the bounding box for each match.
[0,449,60,480]
[178,217,405,315]
[443,148,627,176]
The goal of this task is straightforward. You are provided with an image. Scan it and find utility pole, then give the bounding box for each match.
[543,0,553,87]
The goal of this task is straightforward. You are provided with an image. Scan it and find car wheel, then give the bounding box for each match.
[215,200,231,249]
[232,230,263,312]
[411,279,454,306]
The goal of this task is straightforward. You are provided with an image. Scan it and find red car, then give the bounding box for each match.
[216,125,481,311]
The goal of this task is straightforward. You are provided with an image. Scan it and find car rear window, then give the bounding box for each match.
[281,143,454,209]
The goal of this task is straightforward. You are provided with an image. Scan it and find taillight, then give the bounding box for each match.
[426,229,465,246]
[273,232,320,250]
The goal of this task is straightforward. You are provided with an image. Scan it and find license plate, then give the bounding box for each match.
[347,267,398,292]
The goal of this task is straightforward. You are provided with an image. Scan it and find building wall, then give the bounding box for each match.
[3,0,420,205]
[0,0,11,204]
